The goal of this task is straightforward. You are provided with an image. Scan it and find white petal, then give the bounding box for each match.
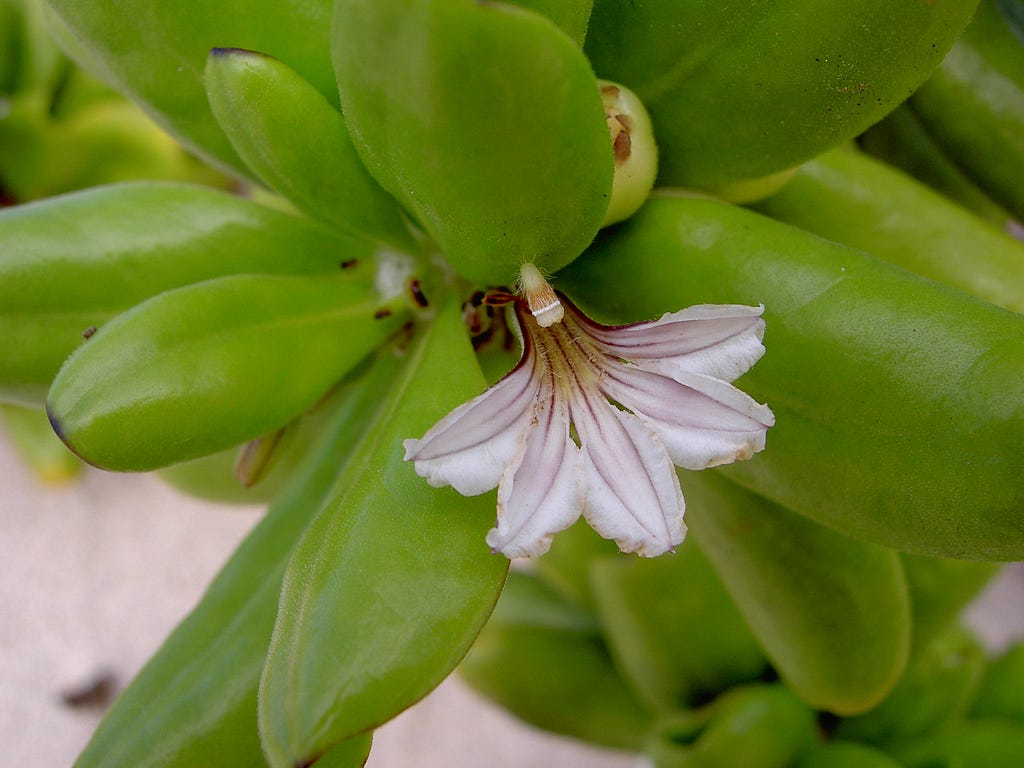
[404,348,541,496]
[604,364,775,470]
[487,389,583,558]
[584,303,767,383]
[571,388,686,557]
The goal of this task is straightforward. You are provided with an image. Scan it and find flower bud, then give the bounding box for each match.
[599,80,658,226]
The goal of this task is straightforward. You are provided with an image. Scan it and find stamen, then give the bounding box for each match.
[519,263,564,327]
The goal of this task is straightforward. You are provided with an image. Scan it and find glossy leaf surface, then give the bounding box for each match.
[502,0,593,45]
[45,0,337,173]
[646,685,818,768]
[74,356,401,768]
[859,104,1011,226]
[48,273,406,470]
[886,720,1024,768]
[585,0,979,187]
[971,643,1024,722]
[682,471,909,714]
[836,626,984,744]
[204,49,417,252]
[563,194,1024,560]
[590,544,767,711]
[753,147,1024,313]
[795,742,904,768]
[258,300,508,767]
[901,553,1000,655]
[0,182,369,406]
[332,0,613,284]
[911,0,1024,221]
[461,572,652,751]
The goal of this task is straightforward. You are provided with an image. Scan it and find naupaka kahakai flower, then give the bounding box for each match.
[404,265,774,559]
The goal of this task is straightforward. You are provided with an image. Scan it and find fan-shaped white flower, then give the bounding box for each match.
[404,265,774,559]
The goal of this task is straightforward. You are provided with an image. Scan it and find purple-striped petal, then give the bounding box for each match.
[571,387,686,557]
[604,363,774,470]
[404,347,541,495]
[487,388,583,558]
[582,302,766,383]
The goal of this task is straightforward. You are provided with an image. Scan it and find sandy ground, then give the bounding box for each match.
[1,431,1021,768]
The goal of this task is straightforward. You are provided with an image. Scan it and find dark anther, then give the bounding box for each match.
[471,326,495,350]
[339,258,359,270]
[482,290,516,306]
[82,326,98,339]
[408,279,429,307]
[374,308,392,319]
[469,290,486,307]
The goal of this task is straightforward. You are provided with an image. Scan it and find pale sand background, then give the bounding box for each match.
[2,432,1021,767]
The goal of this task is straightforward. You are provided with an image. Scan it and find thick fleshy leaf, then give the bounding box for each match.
[589,544,767,711]
[0,182,370,406]
[563,194,1024,560]
[258,299,508,768]
[971,643,1024,723]
[836,626,985,745]
[0,403,80,483]
[501,0,593,46]
[332,0,613,284]
[859,103,1012,226]
[753,147,1024,313]
[204,49,417,252]
[48,273,407,470]
[911,0,1024,222]
[74,356,402,768]
[795,742,904,768]
[46,0,338,174]
[645,685,818,768]
[535,518,620,612]
[885,720,1024,768]
[460,571,653,751]
[585,0,979,187]
[682,471,910,715]
[900,553,1000,655]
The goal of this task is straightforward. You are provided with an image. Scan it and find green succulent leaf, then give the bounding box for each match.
[682,471,911,715]
[47,272,407,470]
[585,0,979,188]
[590,543,767,712]
[45,0,338,174]
[901,553,1000,655]
[836,626,985,745]
[885,720,1024,768]
[258,298,508,768]
[534,517,620,612]
[332,0,613,284]
[795,742,905,768]
[0,403,80,483]
[502,0,593,46]
[74,354,402,768]
[646,685,818,768]
[971,643,1024,723]
[204,48,418,252]
[911,0,1024,222]
[562,194,1024,561]
[859,104,1011,226]
[0,182,370,406]
[461,571,653,752]
[752,146,1024,313]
